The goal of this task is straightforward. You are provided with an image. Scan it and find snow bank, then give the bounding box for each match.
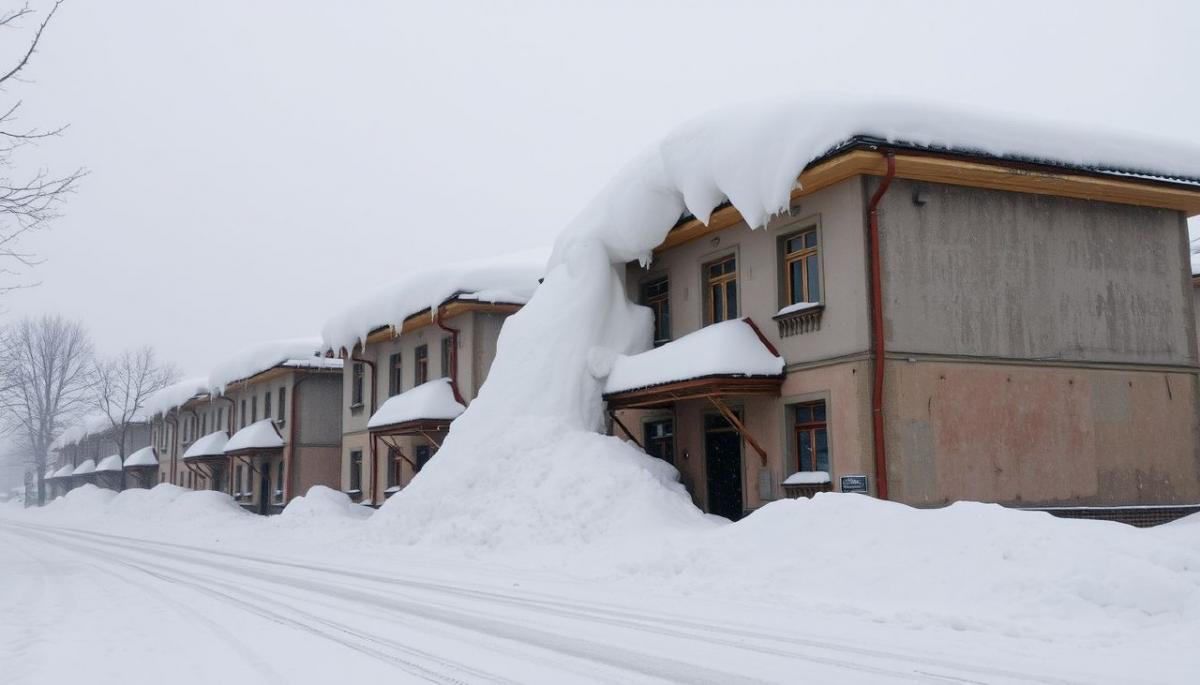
[604,318,783,394]
[367,379,464,429]
[143,377,209,417]
[38,483,250,527]
[208,338,326,392]
[280,486,372,522]
[224,420,283,453]
[123,446,159,468]
[321,248,548,354]
[182,431,229,460]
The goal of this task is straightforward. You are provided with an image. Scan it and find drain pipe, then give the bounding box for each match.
[217,395,236,495]
[868,152,896,500]
[350,346,378,504]
[434,304,466,406]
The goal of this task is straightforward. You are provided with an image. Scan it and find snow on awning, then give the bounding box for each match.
[182,431,230,460]
[367,379,466,431]
[604,319,784,396]
[123,446,159,468]
[71,459,96,476]
[95,455,123,473]
[224,420,284,454]
[51,465,74,479]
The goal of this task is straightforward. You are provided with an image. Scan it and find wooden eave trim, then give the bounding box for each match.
[603,374,784,410]
[368,418,455,437]
[656,149,1200,254]
[222,446,284,457]
[362,301,524,345]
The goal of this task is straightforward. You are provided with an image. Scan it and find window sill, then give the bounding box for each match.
[773,303,824,337]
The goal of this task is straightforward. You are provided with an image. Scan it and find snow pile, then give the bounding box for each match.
[95,454,124,473]
[182,431,229,460]
[123,446,159,468]
[224,420,283,452]
[208,337,326,392]
[40,483,250,527]
[604,318,783,394]
[44,483,117,511]
[321,248,548,353]
[367,379,465,429]
[143,377,209,417]
[279,486,372,522]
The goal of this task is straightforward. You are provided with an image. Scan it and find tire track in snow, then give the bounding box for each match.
[6,520,1084,685]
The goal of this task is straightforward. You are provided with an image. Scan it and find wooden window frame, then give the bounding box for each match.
[277,387,286,426]
[793,400,829,472]
[414,345,429,386]
[264,390,272,419]
[703,255,738,324]
[349,449,363,492]
[640,276,671,345]
[388,353,403,397]
[351,362,365,408]
[781,226,821,306]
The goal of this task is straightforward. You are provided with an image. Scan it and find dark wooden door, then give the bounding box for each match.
[704,413,743,521]
[258,463,270,515]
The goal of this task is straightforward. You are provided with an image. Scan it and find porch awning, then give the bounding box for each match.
[50,465,73,479]
[71,459,96,476]
[603,318,785,410]
[183,430,230,461]
[123,446,159,468]
[224,420,283,456]
[96,455,123,473]
[368,379,465,436]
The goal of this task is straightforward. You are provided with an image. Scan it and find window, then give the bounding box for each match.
[240,399,246,428]
[794,401,829,472]
[783,227,821,305]
[275,464,284,504]
[414,445,432,472]
[704,255,738,324]
[201,413,207,435]
[351,362,365,407]
[264,391,272,419]
[387,447,399,488]
[440,337,453,379]
[641,277,671,345]
[414,345,428,385]
[388,353,403,397]
[234,465,242,496]
[642,418,674,464]
[217,407,225,431]
[251,396,258,423]
[278,387,286,422]
[349,450,363,492]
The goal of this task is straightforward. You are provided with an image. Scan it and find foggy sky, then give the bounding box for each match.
[4,0,1199,378]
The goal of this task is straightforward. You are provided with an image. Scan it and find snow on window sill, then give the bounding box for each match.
[774,302,823,337]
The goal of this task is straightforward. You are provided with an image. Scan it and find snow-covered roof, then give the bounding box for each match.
[182,431,229,460]
[43,467,55,480]
[50,412,115,450]
[209,338,330,392]
[604,319,784,395]
[321,249,548,354]
[95,454,124,472]
[281,357,343,371]
[225,420,284,453]
[51,464,74,479]
[550,95,1200,269]
[143,377,210,417]
[123,446,159,468]
[71,459,97,476]
[367,379,466,430]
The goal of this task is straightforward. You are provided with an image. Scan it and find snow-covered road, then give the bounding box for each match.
[1,517,1169,685]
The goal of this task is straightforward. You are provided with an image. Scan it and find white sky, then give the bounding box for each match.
[3,0,1199,377]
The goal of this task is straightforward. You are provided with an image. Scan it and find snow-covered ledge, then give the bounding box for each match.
[783,471,831,486]
[773,302,823,337]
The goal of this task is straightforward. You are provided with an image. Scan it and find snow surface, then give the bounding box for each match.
[49,412,117,450]
[142,376,210,417]
[50,465,73,479]
[604,318,784,394]
[207,337,327,392]
[783,471,831,485]
[279,485,372,521]
[123,445,158,468]
[321,249,548,354]
[95,455,123,473]
[366,378,465,429]
[775,301,822,317]
[181,431,229,460]
[70,459,96,476]
[224,420,283,453]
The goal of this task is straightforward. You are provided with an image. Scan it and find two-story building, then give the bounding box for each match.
[46,414,153,496]
[322,254,544,505]
[608,133,1200,526]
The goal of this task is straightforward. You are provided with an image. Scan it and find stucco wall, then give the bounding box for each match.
[877,178,1196,366]
[296,373,343,445]
[293,445,341,496]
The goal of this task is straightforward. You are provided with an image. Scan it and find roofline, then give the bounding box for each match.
[220,359,342,391]
[350,296,526,350]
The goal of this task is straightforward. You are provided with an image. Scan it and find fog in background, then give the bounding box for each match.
[0,0,1196,485]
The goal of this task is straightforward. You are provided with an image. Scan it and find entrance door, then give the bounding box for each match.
[704,413,743,521]
[258,462,270,515]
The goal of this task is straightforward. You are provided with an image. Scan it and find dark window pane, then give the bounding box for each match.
[786,236,802,254]
[796,405,812,423]
[799,431,813,471]
[813,402,827,422]
[726,281,737,318]
[806,254,820,302]
[790,260,804,304]
[711,284,723,321]
[804,231,818,249]
[815,429,829,471]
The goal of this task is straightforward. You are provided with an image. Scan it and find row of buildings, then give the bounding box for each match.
[40,130,1200,526]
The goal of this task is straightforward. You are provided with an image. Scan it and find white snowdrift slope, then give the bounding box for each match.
[224,420,283,452]
[604,318,783,394]
[321,248,548,353]
[367,378,464,429]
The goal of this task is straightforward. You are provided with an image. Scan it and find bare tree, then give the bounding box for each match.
[1,1,83,293]
[0,314,92,504]
[91,347,178,466]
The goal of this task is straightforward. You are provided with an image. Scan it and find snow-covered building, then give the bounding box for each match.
[144,378,214,491]
[48,413,153,495]
[321,252,545,505]
[605,99,1200,525]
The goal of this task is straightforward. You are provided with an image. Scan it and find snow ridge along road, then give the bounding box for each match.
[0,518,1116,685]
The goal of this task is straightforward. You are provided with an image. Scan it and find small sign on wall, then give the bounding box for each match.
[840,474,869,494]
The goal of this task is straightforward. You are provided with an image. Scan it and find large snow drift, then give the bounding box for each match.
[321,249,548,354]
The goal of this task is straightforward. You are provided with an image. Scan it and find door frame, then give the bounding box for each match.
[702,406,745,518]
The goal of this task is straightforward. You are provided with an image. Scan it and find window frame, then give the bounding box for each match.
[640,275,671,346]
[414,345,429,386]
[792,400,830,473]
[351,362,365,408]
[349,449,363,493]
[388,353,403,397]
[780,225,822,307]
[440,337,453,379]
[702,254,739,325]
